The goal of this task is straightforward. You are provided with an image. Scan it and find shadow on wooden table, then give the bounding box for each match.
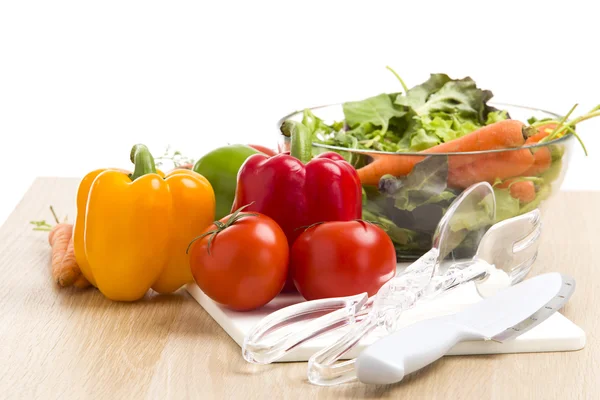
[331,353,498,398]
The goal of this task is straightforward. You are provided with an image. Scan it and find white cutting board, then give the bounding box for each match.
[186,272,586,362]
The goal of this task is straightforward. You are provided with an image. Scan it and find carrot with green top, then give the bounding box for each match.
[533,104,599,154]
[34,206,90,289]
[451,105,600,187]
[526,123,558,143]
[358,119,529,186]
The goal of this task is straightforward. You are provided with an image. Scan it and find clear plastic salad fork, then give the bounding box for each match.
[307,208,543,386]
[305,182,496,386]
[242,182,495,365]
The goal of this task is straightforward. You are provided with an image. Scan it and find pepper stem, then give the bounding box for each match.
[281,120,312,164]
[129,144,157,181]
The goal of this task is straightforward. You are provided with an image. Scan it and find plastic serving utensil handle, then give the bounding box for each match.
[355,316,483,385]
[243,293,369,364]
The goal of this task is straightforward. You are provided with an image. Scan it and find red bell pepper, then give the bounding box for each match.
[232,120,363,291]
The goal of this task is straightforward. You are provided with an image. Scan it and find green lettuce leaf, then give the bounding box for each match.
[301,109,334,140]
[379,155,449,210]
[420,114,456,142]
[402,190,455,212]
[449,192,495,232]
[362,207,416,245]
[422,190,456,206]
[539,158,562,183]
[395,73,452,110]
[409,125,441,151]
[493,188,521,222]
[486,110,509,125]
[343,93,406,134]
[418,113,481,145]
[519,184,552,214]
[413,78,493,123]
[301,71,510,155]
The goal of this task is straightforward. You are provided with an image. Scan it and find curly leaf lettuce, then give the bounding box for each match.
[342,93,406,134]
[394,73,452,110]
[302,72,509,153]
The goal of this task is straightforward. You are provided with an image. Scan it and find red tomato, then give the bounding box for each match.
[248,144,278,157]
[291,221,396,300]
[188,212,289,311]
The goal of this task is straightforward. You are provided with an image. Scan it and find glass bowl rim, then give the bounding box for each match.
[276,102,573,156]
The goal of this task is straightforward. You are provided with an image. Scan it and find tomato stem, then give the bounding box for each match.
[186,203,258,255]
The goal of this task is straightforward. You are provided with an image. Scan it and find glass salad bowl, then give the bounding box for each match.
[277,103,575,260]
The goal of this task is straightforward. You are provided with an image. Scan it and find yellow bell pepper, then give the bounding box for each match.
[73,144,215,301]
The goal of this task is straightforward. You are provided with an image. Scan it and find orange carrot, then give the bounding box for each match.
[48,223,89,288]
[358,120,528,185]
[526,123,558,143]
[522,124,555,176]
[524,148,551,177]
[447,148,535,189]
[73,275,91,289]
[497,179,536,203]
[57,235,80,287]
[48,223,73,286]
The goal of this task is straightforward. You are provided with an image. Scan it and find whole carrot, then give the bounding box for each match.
[524,148,552,177]
[447,148,535,189]
[358,120,529,185]
[526,123,557,143]
[57,234,81,287]
[73,274,91,289]
[48,223,74,286]
[497,179,536,203]
[44,208,90,289]
[522,123,555,176]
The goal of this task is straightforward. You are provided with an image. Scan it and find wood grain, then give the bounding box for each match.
[0,177,598,399]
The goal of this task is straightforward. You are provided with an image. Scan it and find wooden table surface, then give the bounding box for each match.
[1,178,598,399]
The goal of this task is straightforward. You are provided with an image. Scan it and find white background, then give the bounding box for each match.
[1,0,599,226]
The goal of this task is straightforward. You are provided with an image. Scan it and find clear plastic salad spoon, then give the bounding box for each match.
[242,181,495,365]
[306,207,543,386]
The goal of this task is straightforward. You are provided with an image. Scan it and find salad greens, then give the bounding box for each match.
[361,153,561,257]
[308,70,509,153]
[379,155,449,211]
[282,69,598,258]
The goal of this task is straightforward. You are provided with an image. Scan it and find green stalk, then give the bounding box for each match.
[528,104,600,157]
[49,205,60,224]
[548,103,578,137]
[386,66,409,93]
[129,144,157,181]
[281,120,312,164]
[550,111,600,139]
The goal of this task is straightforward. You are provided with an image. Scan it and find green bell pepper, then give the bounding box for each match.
[193,144,260,219]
